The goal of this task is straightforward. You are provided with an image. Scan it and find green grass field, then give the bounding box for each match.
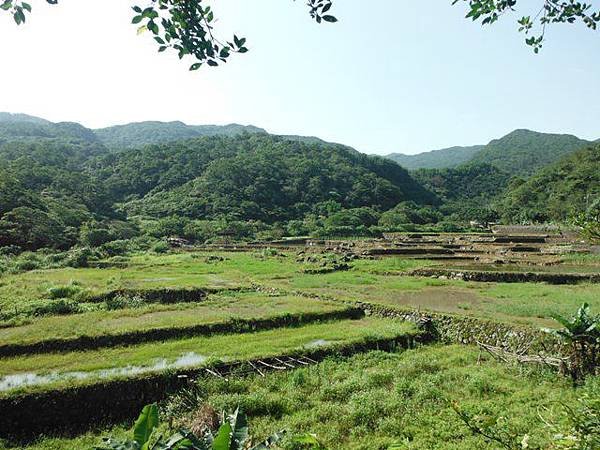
[0,247,598,449]
[7,345,595,450]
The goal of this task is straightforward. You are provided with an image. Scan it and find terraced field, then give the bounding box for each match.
[0,233,598,449]
[0,293,357,355]
[0,317,416,392]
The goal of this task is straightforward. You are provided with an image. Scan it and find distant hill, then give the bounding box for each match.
[0,116,437,250]
[470,129,590,176]
[497,144,600,223]
[94,121,267,148]
[385,145,484,170]
[100,133,436,221]
[0,112,100,145]
[0,112,50,125]
[385,130,591,175]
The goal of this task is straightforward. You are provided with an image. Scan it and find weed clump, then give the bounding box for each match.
[105,294,146,311]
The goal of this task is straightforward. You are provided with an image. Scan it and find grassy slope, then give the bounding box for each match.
[0,318,415,384]
[13,345,596,450]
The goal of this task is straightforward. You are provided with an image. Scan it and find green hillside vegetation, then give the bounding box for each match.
[0,117,438,251]
[498,144,600,223]
[115,134,435,223]
[0,119,125,250]
[385,145,484,170]
[0,115,597,252]
[0,112,50,125]
[94,121,266,148]
[470,129,590,176]
[413,163,512,222]
[0,119,100,146]
[386,130,591,177]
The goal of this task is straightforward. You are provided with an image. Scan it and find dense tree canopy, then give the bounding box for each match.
[469,129,591,177]
[0,116,440,249]
[0,115,597,249]
[497,144,600,223]
[413,163,512,223]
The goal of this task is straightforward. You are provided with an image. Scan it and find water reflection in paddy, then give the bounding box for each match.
[0,352,207,391]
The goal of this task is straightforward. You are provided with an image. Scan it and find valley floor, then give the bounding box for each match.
[0,240,598,449]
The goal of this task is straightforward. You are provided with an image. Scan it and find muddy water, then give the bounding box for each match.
[0,352,207,391]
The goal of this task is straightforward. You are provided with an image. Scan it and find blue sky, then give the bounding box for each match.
[0,0,598,154]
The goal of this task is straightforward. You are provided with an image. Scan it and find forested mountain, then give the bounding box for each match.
[413,163,512,222]
[385,145,484,170]
[0,115,101,146]
[0,120,122,250]
[497,144,600,223]
[94,121,266,148]
[385,130,590,175]
[0,114,596,250]
[0,112,50,125]
[469,129,590,176]
[96,134,436,222]
[0,116,436,249]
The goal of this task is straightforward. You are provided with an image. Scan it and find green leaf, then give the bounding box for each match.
[133,404,159,447]
[230,408,249,448]
[322,15,337,23]
[211,422,232,450]
[250,430,286,450]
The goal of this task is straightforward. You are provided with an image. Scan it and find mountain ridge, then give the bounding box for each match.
[93,120,268,148]
[385,145,484,170]
[384,129,591,174]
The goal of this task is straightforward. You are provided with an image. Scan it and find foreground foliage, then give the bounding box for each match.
[97,404,285,450]
[159,346,592,449]
[545,303,600,381]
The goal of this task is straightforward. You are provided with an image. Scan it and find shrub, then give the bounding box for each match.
[100,239,131,257]
[13,256,41,272]
[152,241,171,254]
[0,245,21,256]
[47,283,82,299]
[64,247,96,268]
[79,222,114,247]
[33,299,81,316]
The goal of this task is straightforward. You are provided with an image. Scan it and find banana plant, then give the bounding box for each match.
[543,303,599,381]
[95,404,285,450]
[544,303,599,344]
